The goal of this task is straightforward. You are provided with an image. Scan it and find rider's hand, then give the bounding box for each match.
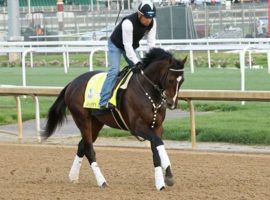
[135,61,143,69]
[131,62,143,73]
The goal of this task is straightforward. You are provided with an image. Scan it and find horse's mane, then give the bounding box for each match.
[141,48,173,68]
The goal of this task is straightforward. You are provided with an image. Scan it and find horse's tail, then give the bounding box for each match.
[42,84,69,140]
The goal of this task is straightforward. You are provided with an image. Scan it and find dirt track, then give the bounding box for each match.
[0,143,269,200]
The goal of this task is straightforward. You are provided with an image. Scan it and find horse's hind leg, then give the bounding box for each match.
[86,141,107,188]
[69,115,106,187]
[69,139,84,183]
[83,118,107,187]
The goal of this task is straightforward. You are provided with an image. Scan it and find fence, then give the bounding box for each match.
[1,85,270,148]
[179,90,270,148]
[1,38,270,91]
[0,86,61,141]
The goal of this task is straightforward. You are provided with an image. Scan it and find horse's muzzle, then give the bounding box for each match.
[166,100,176,110]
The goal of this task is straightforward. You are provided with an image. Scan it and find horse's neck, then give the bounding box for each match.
[143,65,160,83]
[137,66,163,101]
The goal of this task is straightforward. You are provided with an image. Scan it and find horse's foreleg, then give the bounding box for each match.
[151,142,165,190]
[69,139,84,183]
[135,129,170,190]
[156,145,174,187]
[151,136,174,189]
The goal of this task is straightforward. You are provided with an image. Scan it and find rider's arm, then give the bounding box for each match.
[146,19,156,49]
[122,19,140,65]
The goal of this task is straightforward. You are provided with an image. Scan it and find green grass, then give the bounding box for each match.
[0,96,55,125]
[98,102,270,145]
[0,67,87,86]
[163,102,270,145]
[1,66,270,90]
[1,52,270,145]
[182,68,270,90]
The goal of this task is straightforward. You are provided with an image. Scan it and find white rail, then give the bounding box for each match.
[1,38,270,89]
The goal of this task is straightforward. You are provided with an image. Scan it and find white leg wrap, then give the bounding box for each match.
[69,155,83,183]
[91,162,106,187]
[157,145,171,170]
[155,166,165,190]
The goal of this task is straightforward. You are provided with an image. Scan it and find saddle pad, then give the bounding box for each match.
[83,73,107,109]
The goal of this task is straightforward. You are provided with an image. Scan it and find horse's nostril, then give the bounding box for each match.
[166,102,173,107]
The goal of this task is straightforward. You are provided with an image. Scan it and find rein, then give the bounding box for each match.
[136,71,167,104]
[140,70,165,96]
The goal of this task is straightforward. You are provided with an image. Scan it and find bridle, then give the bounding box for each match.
[137,70,165,98]
[135,67,184,129]
[136,67,184,98]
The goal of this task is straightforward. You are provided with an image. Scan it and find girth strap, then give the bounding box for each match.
[111,108,129,131]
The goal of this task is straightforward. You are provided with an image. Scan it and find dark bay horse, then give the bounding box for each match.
[42,48,186,190]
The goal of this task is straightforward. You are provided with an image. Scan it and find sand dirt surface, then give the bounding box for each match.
[0,143,269,200]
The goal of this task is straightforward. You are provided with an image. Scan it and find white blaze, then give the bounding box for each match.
[171,76,182,108]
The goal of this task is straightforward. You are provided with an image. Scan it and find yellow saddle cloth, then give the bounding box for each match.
[83,71,133,109]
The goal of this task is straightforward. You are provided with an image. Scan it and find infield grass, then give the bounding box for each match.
[0,52,270,145]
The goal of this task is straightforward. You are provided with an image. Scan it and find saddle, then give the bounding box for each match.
[83,66,133,110]
[108,66,133,109]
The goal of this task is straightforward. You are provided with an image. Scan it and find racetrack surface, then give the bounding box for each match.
[0,143,269,200]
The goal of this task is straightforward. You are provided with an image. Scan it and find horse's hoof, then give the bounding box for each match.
[100,182,108,188]
[165,177,174,187]
[160,186,165,191]
[70,179,79,184]
[69,174,79,183]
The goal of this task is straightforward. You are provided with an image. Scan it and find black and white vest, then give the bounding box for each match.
[110,13,154,51]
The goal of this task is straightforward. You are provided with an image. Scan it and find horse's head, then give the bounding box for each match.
[161,56,186,110]
[141,48,187,110]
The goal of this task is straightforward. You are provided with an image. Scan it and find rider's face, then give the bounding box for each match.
[138,13,153,26]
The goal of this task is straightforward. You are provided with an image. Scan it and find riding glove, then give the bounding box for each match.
[131,62,143,73]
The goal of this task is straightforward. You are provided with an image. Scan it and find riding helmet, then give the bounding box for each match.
[138,0,156,18]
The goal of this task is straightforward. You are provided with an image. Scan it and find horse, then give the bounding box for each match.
[42,47,187,190]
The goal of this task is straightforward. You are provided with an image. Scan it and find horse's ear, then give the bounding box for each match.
[182,55,188,64]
